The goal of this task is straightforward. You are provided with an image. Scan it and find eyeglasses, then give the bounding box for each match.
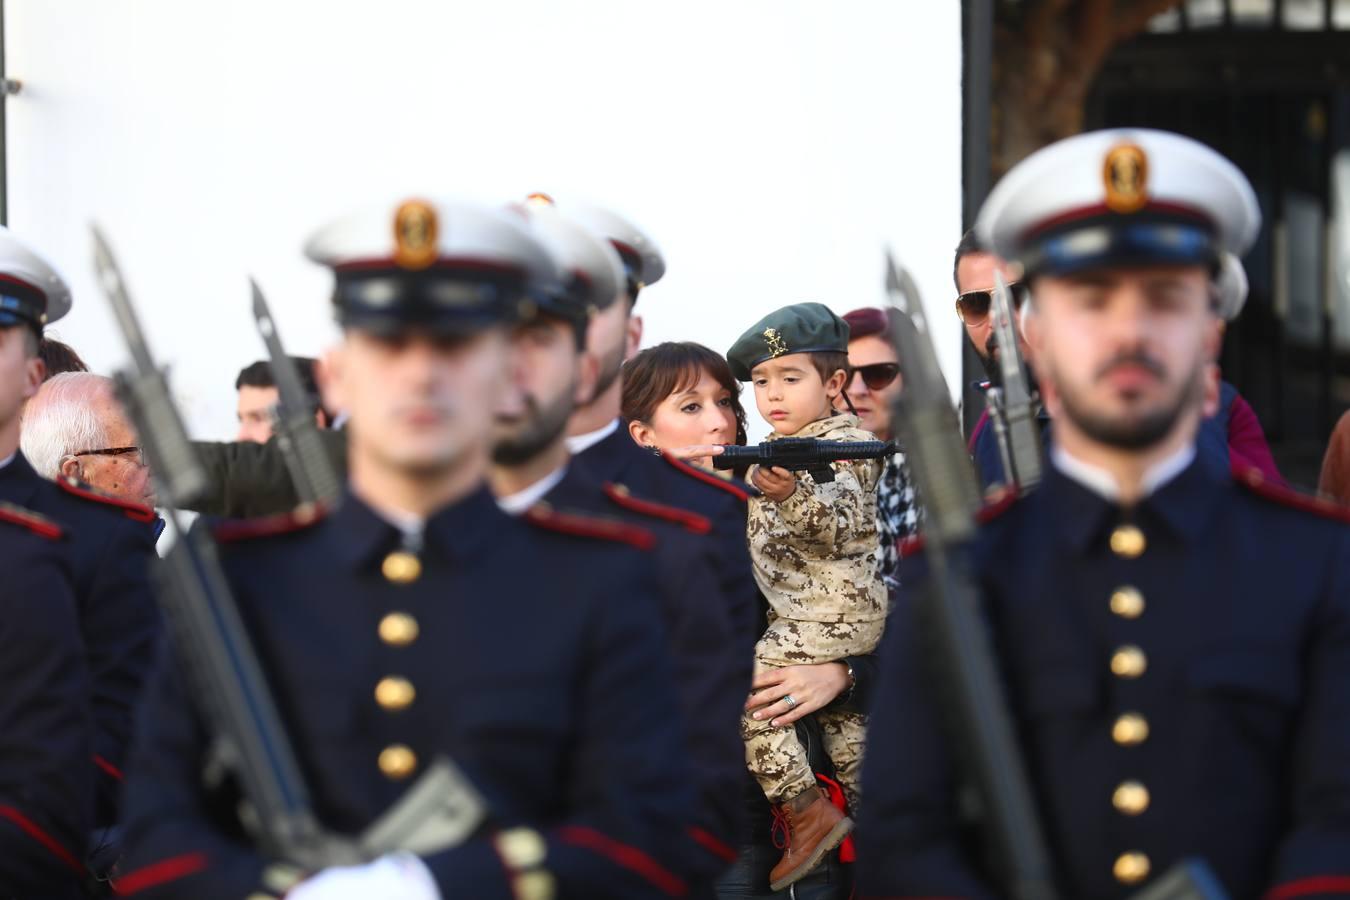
[852,362,901,391]
[72,446,147,466]
[955,282,1030,325]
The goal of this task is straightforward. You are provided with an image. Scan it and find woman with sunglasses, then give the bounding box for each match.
[842,307,922,590]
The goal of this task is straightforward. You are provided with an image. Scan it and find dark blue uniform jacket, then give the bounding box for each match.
[572,425,759,651]
[116,488,700,899]
[857,452,1350,900]
[0,507,92,899]
[0,451,159,826]
[546,464,751,882]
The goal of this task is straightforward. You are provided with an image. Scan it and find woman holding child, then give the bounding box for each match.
[620,305,886,898]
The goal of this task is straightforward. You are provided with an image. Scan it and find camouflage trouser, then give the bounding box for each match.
[742,616,883,810]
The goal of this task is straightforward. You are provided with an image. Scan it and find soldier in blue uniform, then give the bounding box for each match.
[547,198,761,648]
[493,197,751,892]
[115,199,700,899]
[0,227,160,838]
[0,503,93,899]
[857,129,1350,898]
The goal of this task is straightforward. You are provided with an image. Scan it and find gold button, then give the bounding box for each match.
[379,612,419,646]
[1109,525,1146,558]
[1112,780,1150,816]
[375,676,416,711]
[378,744,418,780]
[1114,851,1151,885]
[1110,586,1145,619]
[497,827,548,869]
[611,483,631,497]
[1110,645,1148,679]
[1112,713,1150,746]
[382,551,422,584]
[512,870,556,900]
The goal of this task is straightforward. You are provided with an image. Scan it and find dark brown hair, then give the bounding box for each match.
[621,342,748,445]
[808,350,851,392]
[38,336,87,377]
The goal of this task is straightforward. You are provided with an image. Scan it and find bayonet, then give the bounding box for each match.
[250,278,341,507]
[988,271,1042,489]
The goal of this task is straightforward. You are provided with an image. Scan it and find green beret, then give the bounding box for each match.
[726,302,850,381]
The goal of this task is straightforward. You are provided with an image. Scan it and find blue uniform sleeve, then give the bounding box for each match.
[0,539,93,896]
[1266,529,1350,897]
[419,555,701,899]
[654,535,750,875]
[84,514,161,826]
[115,645,273,898]
[855,555,998,900]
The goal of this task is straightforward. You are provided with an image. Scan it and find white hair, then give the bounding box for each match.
[20,372,113,479]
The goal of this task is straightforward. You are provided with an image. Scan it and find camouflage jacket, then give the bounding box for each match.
[747,413,888,624]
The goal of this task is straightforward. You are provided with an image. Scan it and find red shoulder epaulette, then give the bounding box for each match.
[57,476,156,523]
[603,483,712,535]
[897,487,1019,561]
[212,502,329,543]
[524,502,657,551]
[1232,464,1350,525]
[0,501,63,540]
[659,453,756,502]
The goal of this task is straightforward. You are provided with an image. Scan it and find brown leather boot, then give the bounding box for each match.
[767,785,853,891]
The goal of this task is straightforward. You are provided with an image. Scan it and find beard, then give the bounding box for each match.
[1053,351,1204,450]
[980,335,1003,387]
[492,381,577,466]
[588,338,627,402]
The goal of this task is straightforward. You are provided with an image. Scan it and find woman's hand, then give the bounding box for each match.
[745,662,850,727]
[664,444,726,468]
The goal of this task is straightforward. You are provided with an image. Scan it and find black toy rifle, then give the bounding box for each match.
[883,250,1226,900]
[983,271,1042,490]
[712,437,895,483]
[91,226,487,869]
[250,277,341,507]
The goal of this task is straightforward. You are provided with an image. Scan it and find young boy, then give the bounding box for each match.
[726,302,888,891]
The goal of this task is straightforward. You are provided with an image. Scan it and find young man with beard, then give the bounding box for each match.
[116,199,699,900]
[857,130,1350,898]
[493,199,750,894]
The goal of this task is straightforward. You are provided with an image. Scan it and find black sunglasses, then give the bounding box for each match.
[955,282,1030,325]
[852,362,901,391]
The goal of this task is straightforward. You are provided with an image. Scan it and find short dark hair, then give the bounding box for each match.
[807,350,851,390]
[235,357,320,396]
[953,228,988,291]
[621,342,748,445]
[39,337,88,379]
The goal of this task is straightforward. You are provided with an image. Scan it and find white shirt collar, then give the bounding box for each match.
[1051,443,1196,503]
[0,451,13,471]
[497,464,568,516]
[565,419,620,455]
[369,505,425,544]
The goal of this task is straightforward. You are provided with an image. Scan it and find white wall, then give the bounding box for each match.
[6,0,963,442]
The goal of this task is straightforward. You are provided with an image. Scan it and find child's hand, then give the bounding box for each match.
[752,465,797,502]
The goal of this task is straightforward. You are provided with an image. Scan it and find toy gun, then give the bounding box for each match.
[712,436,896,483]
[92,226,487,869]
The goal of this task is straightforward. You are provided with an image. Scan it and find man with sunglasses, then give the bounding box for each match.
[953,232,1049,491]
[842,307,921,589]
[0,228,161,852]
[23,371,158,510]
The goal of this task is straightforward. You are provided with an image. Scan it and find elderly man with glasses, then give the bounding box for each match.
[23,371,157,509]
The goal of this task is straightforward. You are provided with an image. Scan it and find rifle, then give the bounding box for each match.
[91,226,487,869]
[712,437,895,483]
[249,278,342,507]
[982,271,1042,490]
[883,250,1227,900]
